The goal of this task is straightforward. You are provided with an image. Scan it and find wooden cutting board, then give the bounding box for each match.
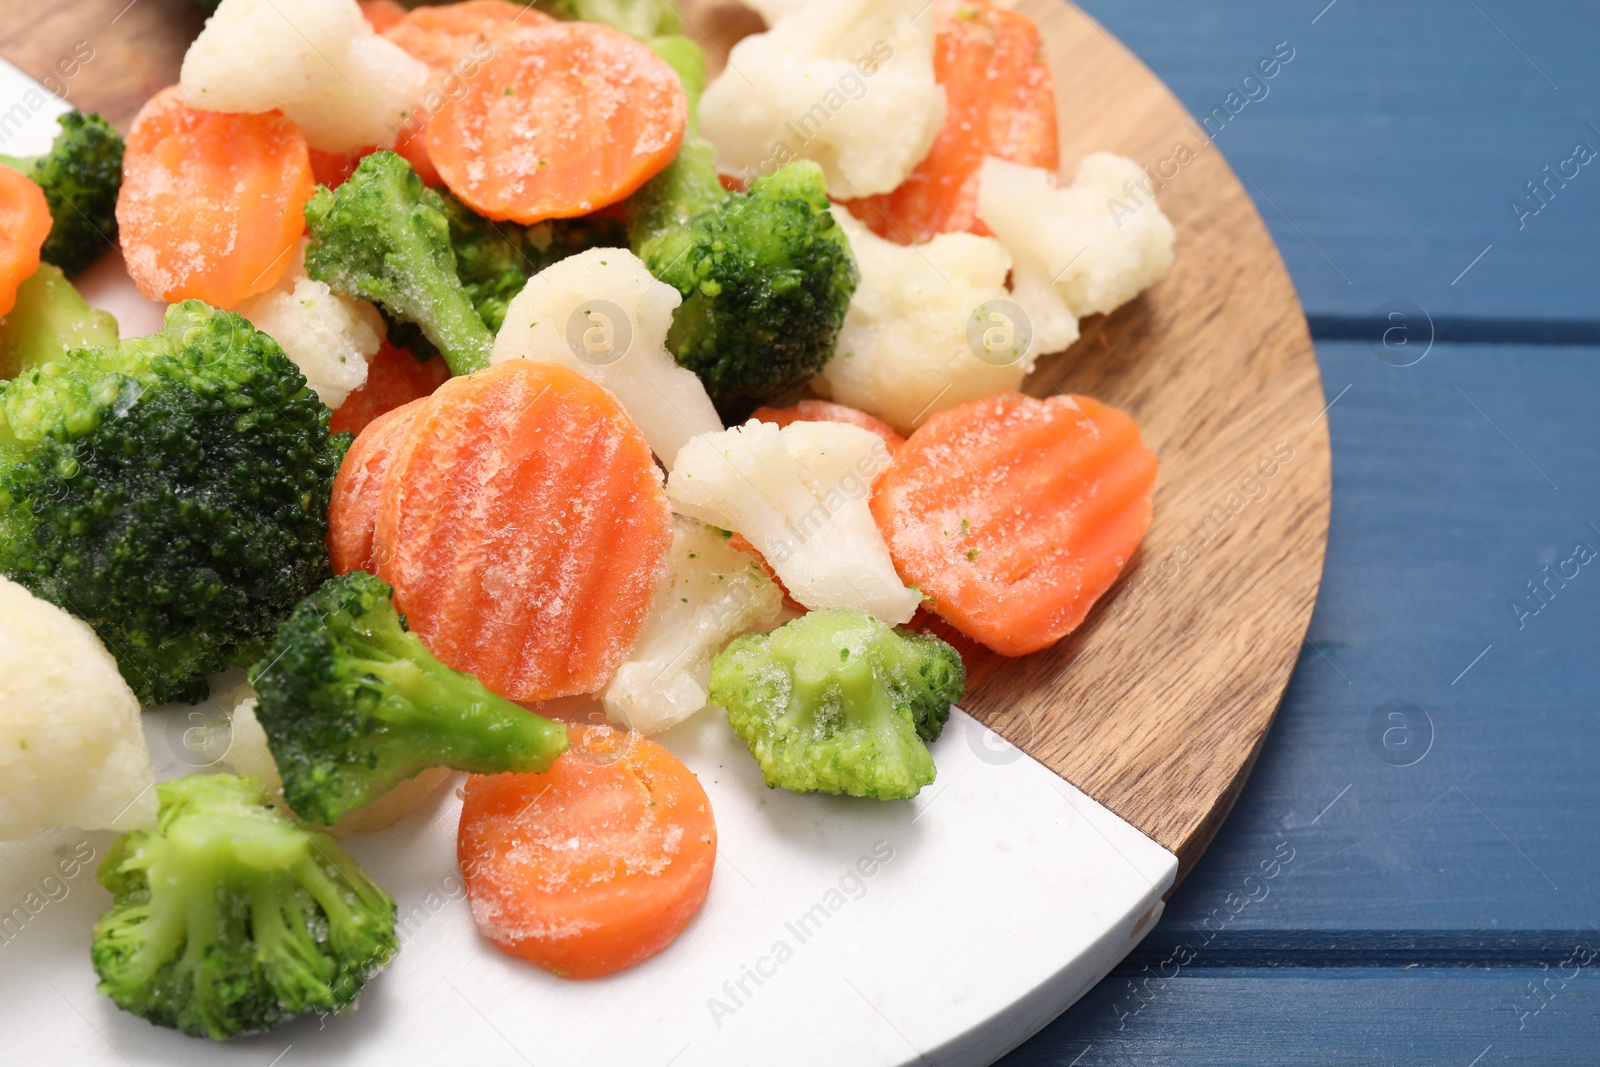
[0,0,1329,888]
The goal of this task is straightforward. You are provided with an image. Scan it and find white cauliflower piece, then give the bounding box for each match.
[223,691,451,837]
[814,208,1023,434]
[0,576,157,838]
[699,0,945,198]
[668,420,919,624]
[604,518,784,735]
[180,0,429,153]
[977,154,1176,355]
[236,241,383,409]
[491,247,722,469]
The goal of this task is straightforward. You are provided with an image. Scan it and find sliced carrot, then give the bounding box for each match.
[871,392,1157,656]
[117,86,313,308]
[748,399,906,454]
[845,0,1057,243]
[359,0,408,32]
[327,396,430,576]
[384,2,548,190]
[0,167,51,318]
[427,22,687,223]
[308,147,367,189]
[384,1,541,70]
[373,360,672,701]
[329,339,452,437]
[459,724,716,979]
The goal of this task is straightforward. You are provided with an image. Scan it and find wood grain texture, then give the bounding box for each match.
[0,0,1331,879]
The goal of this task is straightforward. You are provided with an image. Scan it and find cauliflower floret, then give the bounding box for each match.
[180,0,429,153]
[0,575,157,838]
[814,207,1022,434]
[668,420,919,624]
[491,247,723,469]
[222,690,452,837]
[699,0,945,198]
[236,241,384,409]
[977,154,1176,355]
[603,517,784,735]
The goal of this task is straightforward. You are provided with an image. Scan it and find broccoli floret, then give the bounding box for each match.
[533,0,682,39]
[0,262,117,379]
[91,773,398,1041]
[250,571,570,827]
[628,39,857,422]
[0,111,123,275]
[709,608,965,800]
[303,151,492,377]
[438,190,628,333]
[0,300,347,705]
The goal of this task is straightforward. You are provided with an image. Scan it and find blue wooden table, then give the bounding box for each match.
[1003,1,1599,1063]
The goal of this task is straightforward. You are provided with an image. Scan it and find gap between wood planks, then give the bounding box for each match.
[1307,316,1600,347]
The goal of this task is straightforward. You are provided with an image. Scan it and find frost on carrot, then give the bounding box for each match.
[871,392,1157,657]
[844,0,1057,244]
[117,87,314,308]
[458,724,716,978]
[328,396,429,577]
[373,360,672,701]
[0,167,51,318]
[427,22,687,224]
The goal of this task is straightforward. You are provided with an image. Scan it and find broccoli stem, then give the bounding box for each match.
[0,263,118,379]
[628,35,723,258]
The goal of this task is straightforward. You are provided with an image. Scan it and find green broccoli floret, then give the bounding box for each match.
[91,773,398,1042]
[250,571,570,827]
[0,111,123,275]
[0,301,347,705]
[709,608,965,800]
[629,39,857,421]
[303,151,492,377]
[0,262,117,379]
[533,0,682,39]
[439,190,628,333]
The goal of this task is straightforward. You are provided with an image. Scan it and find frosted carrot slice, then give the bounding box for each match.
[871,392,1156,656]
[373,360,672,700]
[329,339,451,437]
[327,396,429,576]
[0,167,51,317]
[384,3,548,189]
[748,399,906,454]
[116,86,314,308]
[458,724,716,979]
[845,0,1057,243]
[426,22,687,223]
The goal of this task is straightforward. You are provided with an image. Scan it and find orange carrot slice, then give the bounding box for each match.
[384,1,541,70]
[359,0,408,32]
[0,167,51,317]
[384,2,547,190]
[845,0,1057,243]
[748,399,906,454]
[329,339,451,437]
[872,392,1156,656]
[427,22,687,223]
[117,86,313,308]
[459,724,716,979]
[328,396,430,576]
[373,360,672,701]
[307,147,366,190]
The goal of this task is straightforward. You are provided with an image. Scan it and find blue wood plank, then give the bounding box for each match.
[1000,341,1600,1063]
[1006,967,1598,1065]
[1075,0,1600,323]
